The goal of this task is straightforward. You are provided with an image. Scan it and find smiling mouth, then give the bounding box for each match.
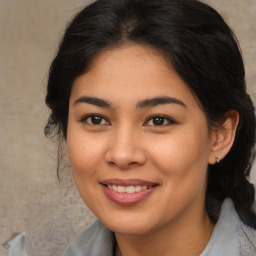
[100,179,158,205]
[105,184,155,193]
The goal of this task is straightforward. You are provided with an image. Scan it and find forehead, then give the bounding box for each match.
[70,44,198,109]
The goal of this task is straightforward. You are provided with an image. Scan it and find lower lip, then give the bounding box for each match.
[102,185,157,206]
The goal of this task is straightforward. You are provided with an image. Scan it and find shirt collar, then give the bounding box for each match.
[200,198,240,256]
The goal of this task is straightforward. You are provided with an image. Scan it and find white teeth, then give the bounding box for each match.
[117,186,126,193]
[126,186,135,193]
[107,185,152,193]
[135,185,142,192]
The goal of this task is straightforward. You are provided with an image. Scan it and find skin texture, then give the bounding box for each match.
[67,44,239,256]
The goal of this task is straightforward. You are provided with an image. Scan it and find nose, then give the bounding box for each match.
[104,126,147,169]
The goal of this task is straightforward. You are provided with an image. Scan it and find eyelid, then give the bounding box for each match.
[79,114,110,125]
[144,115,176,126]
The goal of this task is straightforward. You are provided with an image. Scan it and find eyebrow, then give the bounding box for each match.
[73,96,112,108]
[136,96,186,108]
[73,96,186,108]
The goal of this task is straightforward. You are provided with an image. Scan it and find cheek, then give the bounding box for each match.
[67,129,107,209]
[67,127,106,179]
[147,124,211,179]
[146,126,211,216]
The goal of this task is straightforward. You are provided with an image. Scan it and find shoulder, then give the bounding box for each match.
[239,221,256,256]
[3,221,115,256]
[204,198,256,256]
[62,220,115,256]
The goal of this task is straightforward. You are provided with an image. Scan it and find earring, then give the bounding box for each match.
[215,157,221,163]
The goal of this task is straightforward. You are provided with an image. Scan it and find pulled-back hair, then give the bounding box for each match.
[45,0,256,228]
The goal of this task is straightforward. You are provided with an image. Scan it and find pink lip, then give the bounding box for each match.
[100,179,158,206]
[100,178,157,186]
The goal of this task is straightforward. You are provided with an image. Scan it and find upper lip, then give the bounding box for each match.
[100,179,158,186]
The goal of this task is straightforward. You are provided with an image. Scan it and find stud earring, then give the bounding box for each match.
[215,157,220,163]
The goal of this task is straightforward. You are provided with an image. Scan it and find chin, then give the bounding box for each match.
[106,222,153,236]
[98,211,159,236]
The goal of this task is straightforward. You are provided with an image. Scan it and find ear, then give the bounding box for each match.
[208,110,239,164]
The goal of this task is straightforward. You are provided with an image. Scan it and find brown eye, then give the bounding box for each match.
[81,115,109,125]
[145,115,175,126]
[152,117,165,125]
[91,116,103,124]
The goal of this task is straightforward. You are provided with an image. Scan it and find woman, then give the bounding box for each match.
[5,0,256,255]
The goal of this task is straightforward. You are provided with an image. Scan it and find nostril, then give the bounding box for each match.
[107,160,139,170]
[128,161,138,166]
[108,161,115,166]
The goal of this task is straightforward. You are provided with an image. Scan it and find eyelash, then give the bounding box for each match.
[79,114,176,127]
[80,114,110,125]
[144,115,176,126]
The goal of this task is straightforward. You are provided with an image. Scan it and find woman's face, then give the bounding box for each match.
[67,44,216,235]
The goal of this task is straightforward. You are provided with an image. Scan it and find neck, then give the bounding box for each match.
[115,209,214,256]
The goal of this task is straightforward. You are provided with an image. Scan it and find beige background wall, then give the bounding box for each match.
[1,1,256,255]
